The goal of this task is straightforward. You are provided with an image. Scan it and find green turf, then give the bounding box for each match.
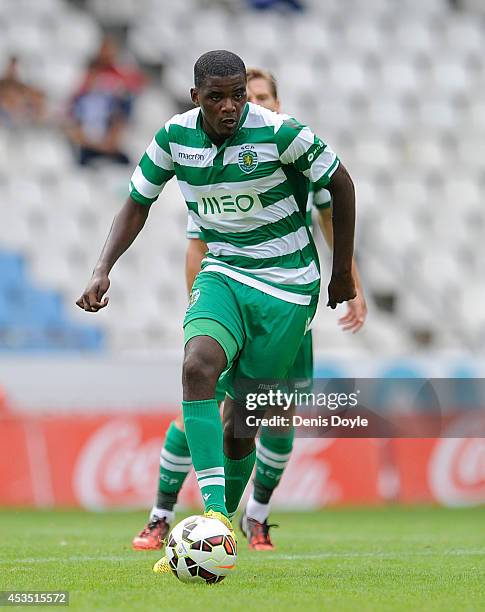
[0,507,484,611]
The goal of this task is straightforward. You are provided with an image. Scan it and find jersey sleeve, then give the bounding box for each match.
[129,124,175,205]
[276,117,340,190]
[313,186,332,210]
[186,215,203,240]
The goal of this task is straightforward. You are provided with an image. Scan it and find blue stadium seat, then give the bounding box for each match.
[0,252,26,288]
[0,249,105,352]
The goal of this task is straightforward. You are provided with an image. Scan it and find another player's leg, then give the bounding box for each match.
[241,425,294,550]
[133,416,191,550]
[222,397,257,522]
[241,331,312,549]
[222,280,315,541]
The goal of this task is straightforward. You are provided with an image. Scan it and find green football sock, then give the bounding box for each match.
[183,399,227,516]
[253,428,294,504]
[224,449,256,519]
[156,421,192,512]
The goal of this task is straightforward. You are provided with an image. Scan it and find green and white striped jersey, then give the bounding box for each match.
[129,102,339,305]
[186,184,331,239]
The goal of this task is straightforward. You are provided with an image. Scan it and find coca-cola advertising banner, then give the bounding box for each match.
[1,411,484,509]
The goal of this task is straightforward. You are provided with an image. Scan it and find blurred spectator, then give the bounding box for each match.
[246,0,305,11]
[81,36,146,105]
[0,57,45,127]
[65,36,146,167]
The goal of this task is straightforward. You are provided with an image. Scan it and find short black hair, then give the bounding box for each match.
[194,50,246,88]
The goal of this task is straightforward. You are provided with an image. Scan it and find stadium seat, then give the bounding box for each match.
[54,10,101,61]
[430,58,473,97]
[327,58,372,99]
[444,14,484,58]
[87,0,139,26]
[398,0,448,17]
[366,98,412,133]
[0,251,26,288]
[413,250,464,295]
[416,98,458,131]
[5,20,49,58]
[404,135,450,172]
[391,20,438,57]
[379,57,424,98]
[465,101,485,134]
[0,209,32,251]
[0,245,104,351]
[457,286,485,342]
[344,19,386,58]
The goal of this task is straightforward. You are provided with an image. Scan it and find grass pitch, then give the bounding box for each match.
[0,507,484,611]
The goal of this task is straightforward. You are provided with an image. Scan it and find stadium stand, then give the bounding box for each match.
[0,249,104,350]
[0,0,484,353]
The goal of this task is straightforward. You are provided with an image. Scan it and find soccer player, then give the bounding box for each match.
[131,67,367,552]
[76,50,356,571]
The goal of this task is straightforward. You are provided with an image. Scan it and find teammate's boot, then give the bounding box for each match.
[239,509,276,551]
[132,517,170,551]
[153,556,171,574]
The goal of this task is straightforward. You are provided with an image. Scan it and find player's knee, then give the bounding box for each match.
[182,337,227,399]
[183,352,216,385]
[182,351,225,399]
[185,334,225,370]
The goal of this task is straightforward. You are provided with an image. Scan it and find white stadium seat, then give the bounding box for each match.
[444,15,484,57]
[379,57,423,98]
[430,59,473,97]
[391,20,438,57]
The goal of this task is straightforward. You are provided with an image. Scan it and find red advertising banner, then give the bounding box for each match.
[1,411,484,508]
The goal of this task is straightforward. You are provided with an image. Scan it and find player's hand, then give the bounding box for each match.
[76,274,110,313]
[327,272,356,310]
[338,289,367,333]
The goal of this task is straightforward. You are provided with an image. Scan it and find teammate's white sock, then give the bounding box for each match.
[149,506,175,524]
[246,493,270,523]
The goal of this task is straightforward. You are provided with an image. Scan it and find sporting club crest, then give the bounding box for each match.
[238,147,258,174]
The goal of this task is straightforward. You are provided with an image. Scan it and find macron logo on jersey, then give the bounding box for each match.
[170,143,212,167]
[179,152,205,161]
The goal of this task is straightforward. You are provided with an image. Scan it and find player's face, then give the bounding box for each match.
[191,74,247,144]
[247,77,280,113]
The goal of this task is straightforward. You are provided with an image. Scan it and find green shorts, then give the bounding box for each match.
[183,271,318,400]
[289,330,314,393]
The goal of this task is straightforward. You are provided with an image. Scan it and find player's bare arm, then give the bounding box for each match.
[185,238,207,294]
[318,206,367,331]
[325,163,357,309]
[76,196,150,312]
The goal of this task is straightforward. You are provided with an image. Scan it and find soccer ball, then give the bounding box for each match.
[165,515,237,584]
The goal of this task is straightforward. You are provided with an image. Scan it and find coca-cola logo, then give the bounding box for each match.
[429,431,485,507]
[271,438,341,507]
[73,419,164,509]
